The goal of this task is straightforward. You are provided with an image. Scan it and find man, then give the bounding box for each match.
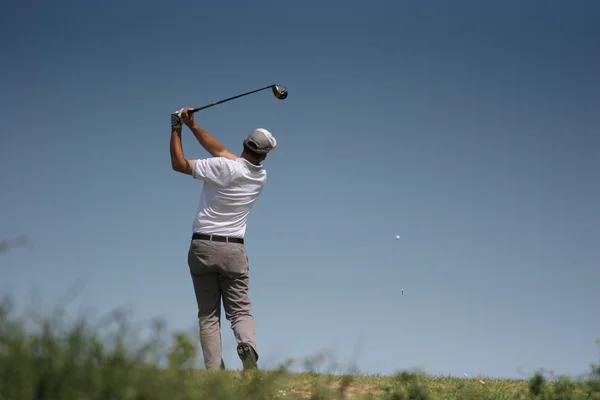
[169,107,277,371]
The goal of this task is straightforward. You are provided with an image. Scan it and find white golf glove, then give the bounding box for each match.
[171,108,184,130]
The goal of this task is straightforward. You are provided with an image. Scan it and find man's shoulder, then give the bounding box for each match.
[191,156,242,184]
[202,156,242,171]
[207,156,236,164]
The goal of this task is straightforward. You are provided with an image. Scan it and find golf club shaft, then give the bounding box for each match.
[190,85,274,114]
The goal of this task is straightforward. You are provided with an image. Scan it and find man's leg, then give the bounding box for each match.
[213,242,259,369]
[221,273,258,369]
[187,241,225,370]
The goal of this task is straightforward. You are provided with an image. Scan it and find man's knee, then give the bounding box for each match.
[225,309,253,322]
[221,287,252,320]
[198,311,221,333]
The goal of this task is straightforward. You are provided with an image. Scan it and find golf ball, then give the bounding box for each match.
[395,235,400,240]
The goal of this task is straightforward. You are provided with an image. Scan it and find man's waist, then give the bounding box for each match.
[192,232,244,244]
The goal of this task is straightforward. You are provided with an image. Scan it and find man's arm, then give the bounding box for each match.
[170,127,194,175]
[181,108,237,160]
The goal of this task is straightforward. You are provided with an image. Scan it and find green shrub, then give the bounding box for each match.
[0,285,599,400]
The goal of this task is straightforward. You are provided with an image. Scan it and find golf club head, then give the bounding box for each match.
[272,84,288,100]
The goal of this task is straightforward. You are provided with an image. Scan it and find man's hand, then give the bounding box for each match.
[171,108,184,131]
[181,108,195,128]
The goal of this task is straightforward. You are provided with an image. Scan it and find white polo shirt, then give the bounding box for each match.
[190,156,267,238]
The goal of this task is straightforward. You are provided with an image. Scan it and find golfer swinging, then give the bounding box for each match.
[169,107,276,371]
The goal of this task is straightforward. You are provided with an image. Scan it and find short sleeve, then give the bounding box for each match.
[192,157,236,187]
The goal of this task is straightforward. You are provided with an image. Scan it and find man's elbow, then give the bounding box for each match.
[172,160,193,175]
[172,161,184,173]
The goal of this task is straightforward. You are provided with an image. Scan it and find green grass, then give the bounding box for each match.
[1,295,599,399]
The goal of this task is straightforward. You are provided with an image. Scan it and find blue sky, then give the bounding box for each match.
[1,0,599,379]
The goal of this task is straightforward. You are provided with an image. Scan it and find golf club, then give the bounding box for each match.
[190,84,287,114]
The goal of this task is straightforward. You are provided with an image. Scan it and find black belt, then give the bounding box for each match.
[192,232,244,244]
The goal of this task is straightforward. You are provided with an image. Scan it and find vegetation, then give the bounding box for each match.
[2,240,599,399]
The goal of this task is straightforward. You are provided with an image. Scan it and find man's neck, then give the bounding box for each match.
[240,154,261,166]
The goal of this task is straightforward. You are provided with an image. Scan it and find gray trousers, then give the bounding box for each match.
[187,238,258,370]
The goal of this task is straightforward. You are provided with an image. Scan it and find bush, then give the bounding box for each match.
[2,235,600,399]
[1,296,599,399]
